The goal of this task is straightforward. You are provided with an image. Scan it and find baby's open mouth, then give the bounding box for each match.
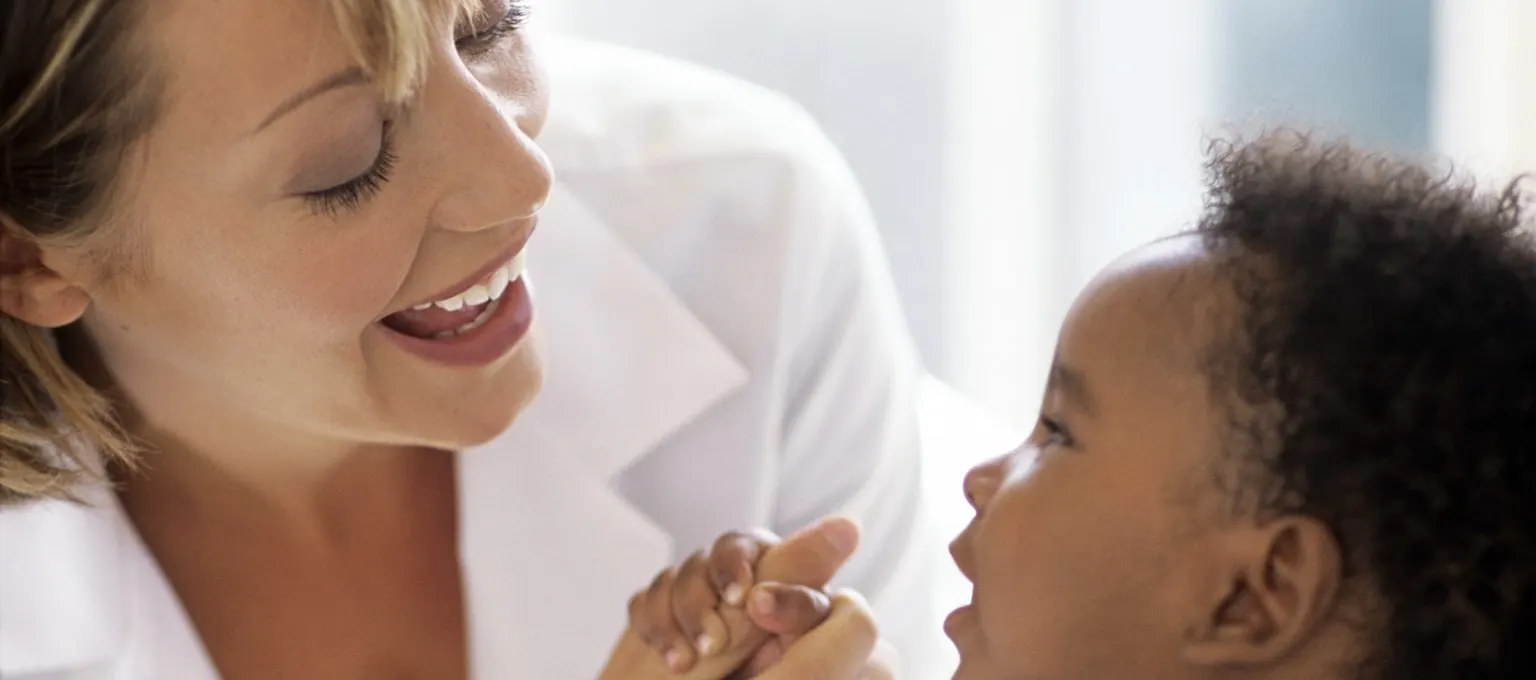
[382,250,527,340]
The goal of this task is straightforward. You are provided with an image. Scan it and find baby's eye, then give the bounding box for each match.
[1037,415,1073,448]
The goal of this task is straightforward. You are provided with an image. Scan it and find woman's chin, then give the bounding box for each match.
[398,343,544,449]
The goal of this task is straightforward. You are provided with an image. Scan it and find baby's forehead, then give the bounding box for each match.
[1062,239,1233,369]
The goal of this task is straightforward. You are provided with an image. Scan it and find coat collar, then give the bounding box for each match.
[0,181,748,678]
[457,180,749,677]
[0,479,129,676]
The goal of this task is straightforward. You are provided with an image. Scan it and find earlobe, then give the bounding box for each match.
[1182,516,1342,668]
[0,218,92,329]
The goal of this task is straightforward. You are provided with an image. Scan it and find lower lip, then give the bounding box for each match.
[944,604,976,640]
[379,276,534,366]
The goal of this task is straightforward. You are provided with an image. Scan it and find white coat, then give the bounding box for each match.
[0,37,954,679]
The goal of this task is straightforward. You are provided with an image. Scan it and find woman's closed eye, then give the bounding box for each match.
[299,121,397,218]
[457,0,531,58]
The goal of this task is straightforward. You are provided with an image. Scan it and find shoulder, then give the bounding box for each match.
[536,37,871,290]
[533,37,885,360]
[537,35,837,172]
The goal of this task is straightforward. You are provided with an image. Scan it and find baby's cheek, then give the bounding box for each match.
[973,511,1053,635]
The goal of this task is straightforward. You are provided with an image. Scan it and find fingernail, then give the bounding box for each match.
[665,647,686,671]
[823,519,859,554]
[723,583,744,606]
[696,633,717,655]
[752,588,776,615]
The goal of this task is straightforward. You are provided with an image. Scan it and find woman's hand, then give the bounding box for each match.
[748,589,894,680]
[627,528,775,671]
[599,589,890,680]
[600,516,882,679]
[640,517,858,675]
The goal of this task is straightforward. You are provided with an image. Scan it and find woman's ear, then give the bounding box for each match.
[0,216,91,328]
[1182,516,1343,668]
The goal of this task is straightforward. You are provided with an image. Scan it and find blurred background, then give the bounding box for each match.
[542,0,1531,668]
[533,0,1535,432]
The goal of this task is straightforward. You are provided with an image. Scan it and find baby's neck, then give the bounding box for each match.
[1215,621,1374,680]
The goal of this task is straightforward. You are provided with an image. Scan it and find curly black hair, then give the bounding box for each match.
[1195,131,1536,680]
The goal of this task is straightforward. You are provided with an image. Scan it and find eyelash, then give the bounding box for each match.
[298,4,527,217]
[458,2,531,57]
[1038,415,1073,447]
[301,122,397,217]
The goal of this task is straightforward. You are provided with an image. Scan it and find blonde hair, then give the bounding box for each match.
[0,0,475,505]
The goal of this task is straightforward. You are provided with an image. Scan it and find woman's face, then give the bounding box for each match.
[59,0,552,456]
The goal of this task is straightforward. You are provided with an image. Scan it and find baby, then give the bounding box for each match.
[622,131,1536,680]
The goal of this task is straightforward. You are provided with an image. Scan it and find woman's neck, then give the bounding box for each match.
[115,438,448,549]
[57,324,442,539]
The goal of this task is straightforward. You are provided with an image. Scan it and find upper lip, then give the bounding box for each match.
[950,536,977,583]
[392,219,537,315]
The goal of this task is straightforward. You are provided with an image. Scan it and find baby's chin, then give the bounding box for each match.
[950,653,1004,680]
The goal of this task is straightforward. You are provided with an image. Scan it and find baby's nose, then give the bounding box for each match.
[962,453,1009,511]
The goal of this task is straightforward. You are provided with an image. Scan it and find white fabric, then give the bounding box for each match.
[0,37,961,679]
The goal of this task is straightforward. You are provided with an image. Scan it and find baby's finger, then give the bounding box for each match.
[672,551,729,656]
[745,582,832,637]
[642,568,696,672]
[627,586,655,643]
[707,529,777,607]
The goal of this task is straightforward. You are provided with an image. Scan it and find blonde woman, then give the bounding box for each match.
[0,1,940,677]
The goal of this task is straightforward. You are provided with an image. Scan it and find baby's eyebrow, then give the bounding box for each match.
[1049,359,1097,416]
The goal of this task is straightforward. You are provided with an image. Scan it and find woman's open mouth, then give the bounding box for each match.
[378,237,537,367]
[383,248,527,340]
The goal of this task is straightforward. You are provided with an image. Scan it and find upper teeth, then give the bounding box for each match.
[414,249,527,312]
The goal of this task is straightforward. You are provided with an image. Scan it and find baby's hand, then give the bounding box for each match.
[626,518,857,675]
[627,529,771,672]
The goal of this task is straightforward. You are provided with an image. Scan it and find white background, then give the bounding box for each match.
[538,0,1522,673]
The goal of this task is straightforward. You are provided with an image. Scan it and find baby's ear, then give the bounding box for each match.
[0,216,91,328]
[1181,516,1343,668]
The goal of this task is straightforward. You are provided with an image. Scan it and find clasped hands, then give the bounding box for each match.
[599,517,896,680]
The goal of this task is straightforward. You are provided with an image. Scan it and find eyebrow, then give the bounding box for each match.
[1049,359,1097,416]
[254,67,370,133]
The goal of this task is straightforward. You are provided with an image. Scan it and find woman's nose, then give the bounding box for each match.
[419,62,553,233]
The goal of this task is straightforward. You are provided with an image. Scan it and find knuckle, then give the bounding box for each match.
[833,591,879,639]
[680,550,707,573]
[712,530,749,552]
[744,528,778,550]
[647,567,673,595]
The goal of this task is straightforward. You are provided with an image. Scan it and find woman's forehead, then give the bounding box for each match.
[141,0,362,127]
[140,0,469,131]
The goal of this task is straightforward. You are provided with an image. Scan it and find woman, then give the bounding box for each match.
[0,1,939,678]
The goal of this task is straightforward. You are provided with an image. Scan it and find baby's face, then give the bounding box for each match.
[947,238,1242,679]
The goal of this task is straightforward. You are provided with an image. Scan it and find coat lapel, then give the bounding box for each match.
[0,481,126,677]
[0,183,748,679]
[0,476,218,679]
[458,181,748,678]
